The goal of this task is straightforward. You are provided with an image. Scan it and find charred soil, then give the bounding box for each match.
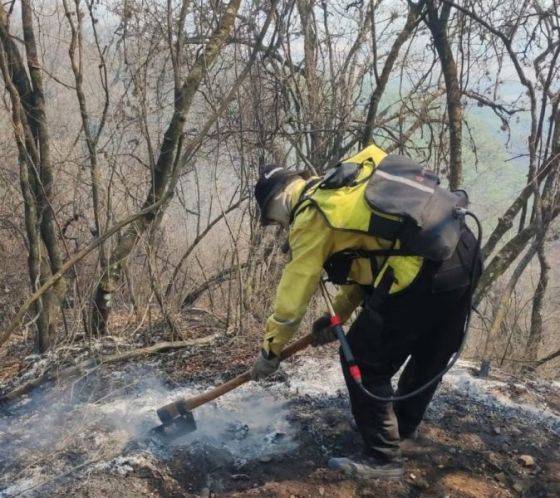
[1,330,559,498]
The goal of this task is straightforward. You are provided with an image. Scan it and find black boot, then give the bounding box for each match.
[328,455,404,480]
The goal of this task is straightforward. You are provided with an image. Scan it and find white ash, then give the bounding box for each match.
[94,453,158,477]
[1,353,558,497]
[276,355,346,397]
[0,477,39,498]
[278,355,559,435]
[433,362,560,435]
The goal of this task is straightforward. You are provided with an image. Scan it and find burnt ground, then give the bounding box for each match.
[0,330,559,498]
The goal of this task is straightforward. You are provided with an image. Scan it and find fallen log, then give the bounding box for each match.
[0,333,220,403]
[533,348,560,369]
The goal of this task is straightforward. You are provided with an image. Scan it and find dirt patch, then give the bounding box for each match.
[0,360,24,384]
[227,471,359,498]
[441,472,511,498]
[1,334,559,498]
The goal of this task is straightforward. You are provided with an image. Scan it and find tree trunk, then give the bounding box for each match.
[21,0,67,345]
[92,0,242,335]
[0,2,67,351]
[425,1,463,189]
[295,0,322,165]
[182,263,250,308]
[525,241,549,361]
[526,107,559,360]
[480,241,538,377]
[474,222,538,306]
[532,348,560,370]
[360,2,422,148]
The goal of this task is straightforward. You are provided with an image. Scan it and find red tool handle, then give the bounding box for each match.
[320,281,363,384]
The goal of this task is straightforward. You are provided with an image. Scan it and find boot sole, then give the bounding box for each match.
[328,457,404,481]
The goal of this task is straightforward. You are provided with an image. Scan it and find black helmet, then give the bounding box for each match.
[254,165,302,225]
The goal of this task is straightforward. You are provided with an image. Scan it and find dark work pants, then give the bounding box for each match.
[340,228,481,462]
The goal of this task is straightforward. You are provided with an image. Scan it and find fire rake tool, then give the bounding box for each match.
[318,280,363,385]
[151,332,314,442]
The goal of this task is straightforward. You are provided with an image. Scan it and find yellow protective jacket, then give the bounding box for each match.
[262,145,424,356]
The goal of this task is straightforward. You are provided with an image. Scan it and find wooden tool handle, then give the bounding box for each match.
[279,332,314,361]
[158,333,314,420]
[185,332,314,410]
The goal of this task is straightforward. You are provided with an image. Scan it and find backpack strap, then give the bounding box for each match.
[289,177,321,224]
[322,247,415,286]
[365,265,395,312]
[289,157,376,225]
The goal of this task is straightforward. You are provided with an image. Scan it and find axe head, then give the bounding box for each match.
[149,411,197,443]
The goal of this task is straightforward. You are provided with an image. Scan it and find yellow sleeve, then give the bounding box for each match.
[262,210,332,356]
[332,284,364,323]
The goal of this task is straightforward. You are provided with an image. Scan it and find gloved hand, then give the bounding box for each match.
[311,314,337,347]
[250,350,280,381]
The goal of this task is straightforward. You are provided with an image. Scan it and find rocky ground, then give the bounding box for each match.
[0,331,559,498]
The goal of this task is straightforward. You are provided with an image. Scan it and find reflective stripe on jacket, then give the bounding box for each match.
[262,145,424,356]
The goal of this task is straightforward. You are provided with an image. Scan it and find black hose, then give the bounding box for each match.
[344,210,483,403]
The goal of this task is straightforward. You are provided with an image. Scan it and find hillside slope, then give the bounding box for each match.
[1,340,558,498]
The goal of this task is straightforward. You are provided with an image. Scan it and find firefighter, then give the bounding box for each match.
[250,144,481,480]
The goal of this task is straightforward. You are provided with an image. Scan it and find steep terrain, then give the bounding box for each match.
[0,339,559,498]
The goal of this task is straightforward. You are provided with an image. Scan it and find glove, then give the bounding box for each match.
[311,314,337,347]
[250,350,280,381]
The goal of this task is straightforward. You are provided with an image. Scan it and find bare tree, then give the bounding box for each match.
[424,0,464,189]
[0,1,68,351]
[1,0,559,379]
[448,0,560,373]
[91,0,243,335]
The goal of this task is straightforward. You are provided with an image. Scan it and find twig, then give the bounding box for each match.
[0,333,220,403]
[533,348,560,368]
[0,199,166,350]
[12,455,103,497]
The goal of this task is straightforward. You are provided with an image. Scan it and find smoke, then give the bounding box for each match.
[0,366,167,496]
[174,389,297,459]
[3,354,558,497]
[0,365,299,497]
